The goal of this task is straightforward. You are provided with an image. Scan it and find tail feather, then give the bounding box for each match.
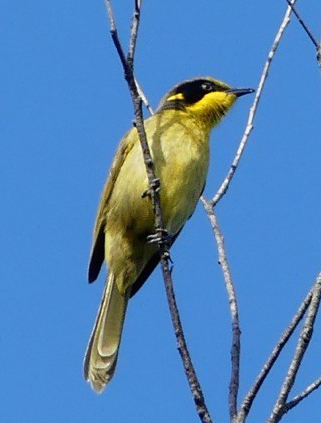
[84,273,128,393]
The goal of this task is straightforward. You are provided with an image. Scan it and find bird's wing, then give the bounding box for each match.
[129,229,181,297]
[88,129,137,283]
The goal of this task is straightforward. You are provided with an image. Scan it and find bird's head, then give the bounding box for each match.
[157,77,254,128]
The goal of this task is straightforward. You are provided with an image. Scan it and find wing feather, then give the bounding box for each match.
[87,130,137,283]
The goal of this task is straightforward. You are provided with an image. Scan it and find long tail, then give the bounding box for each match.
[84,272,128,393]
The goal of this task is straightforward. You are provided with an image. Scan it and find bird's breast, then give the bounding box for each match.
[153,123,210,235]
[106,117,210,239]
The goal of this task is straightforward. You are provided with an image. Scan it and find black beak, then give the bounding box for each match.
[226,88,255,97]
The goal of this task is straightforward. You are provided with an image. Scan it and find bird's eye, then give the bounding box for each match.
[201,82,213,91]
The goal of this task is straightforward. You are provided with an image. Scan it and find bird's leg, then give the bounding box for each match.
[141,178,161,199]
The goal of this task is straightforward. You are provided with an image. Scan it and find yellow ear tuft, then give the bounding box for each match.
[166,93,184,102]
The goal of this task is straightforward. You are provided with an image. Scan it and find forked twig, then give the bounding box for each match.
[284,375,321,411]
[135,78,154,114]
[202,1,299,421]
[103,2,213,422]
[267,273,321,423]
[209,0,298,207]
[237,288,313,423]
[285,0,319,48]
[285,0,321,70]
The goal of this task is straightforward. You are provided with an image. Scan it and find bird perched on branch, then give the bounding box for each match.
[84,77,254,393]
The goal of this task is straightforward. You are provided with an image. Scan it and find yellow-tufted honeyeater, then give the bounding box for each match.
[84,77,254,393]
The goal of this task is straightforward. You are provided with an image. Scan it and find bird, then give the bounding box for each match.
[84,77,254,393]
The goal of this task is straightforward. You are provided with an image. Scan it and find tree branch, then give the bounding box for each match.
[284,0,321,70]
[127,0,140,64]
[201,200,240,422]
[209,0,298,208]
[103,2,213,422]
[202,2,300,421]
[135,77,154,114]
[267,273,321,423]
[104,0,127,70]
[237,287,313,423]
[284,375,321,411]
[285,0,319,48]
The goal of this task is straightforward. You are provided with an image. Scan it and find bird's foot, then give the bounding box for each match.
[147,229,173,263]
[147,229,172,246]
[141,178,161,198]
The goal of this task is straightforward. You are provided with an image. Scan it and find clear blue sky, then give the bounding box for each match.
[1,1,321,422]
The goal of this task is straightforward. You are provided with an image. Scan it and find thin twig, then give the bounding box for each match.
[127,0,140,64]
[105,1,163,235]
[284,0,321,70]
[135,78,154,114]
[284,375,321,411]
[201,200,240,422]
[285,0,319,48]
[267,273,321,423]
[201,3,298,420]
[209,0,298,207]
[104,0,127,70]
[237,288,313,423]
[160,257,214,423]
[103,2,213,422]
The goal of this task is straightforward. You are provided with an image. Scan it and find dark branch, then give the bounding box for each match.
[285,0,319,48]
[160,258,213,423]
[127,0,141,64]
[103,2,213,422]
[104,1,127,71]
[284,0,321,70]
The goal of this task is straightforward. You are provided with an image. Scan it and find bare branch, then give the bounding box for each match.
[160,258,214,423]
[284,0,321,70]
[201,199,240,422]
[127,0,141,65]
[284,376,321,411]
[104,0,128,71]
[210,0,298,207]
[285,0,319,48]
[237,288,313,423]
[103,2,213,422]
[267,273,321,423]
[135,78,154,115]
[200,3,298,421]
[104,1,161,231]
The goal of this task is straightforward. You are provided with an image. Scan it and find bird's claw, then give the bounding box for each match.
[141,178,161,198]
[147,229,172,246]
[150,178,161,192]
[147,230,173,263]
